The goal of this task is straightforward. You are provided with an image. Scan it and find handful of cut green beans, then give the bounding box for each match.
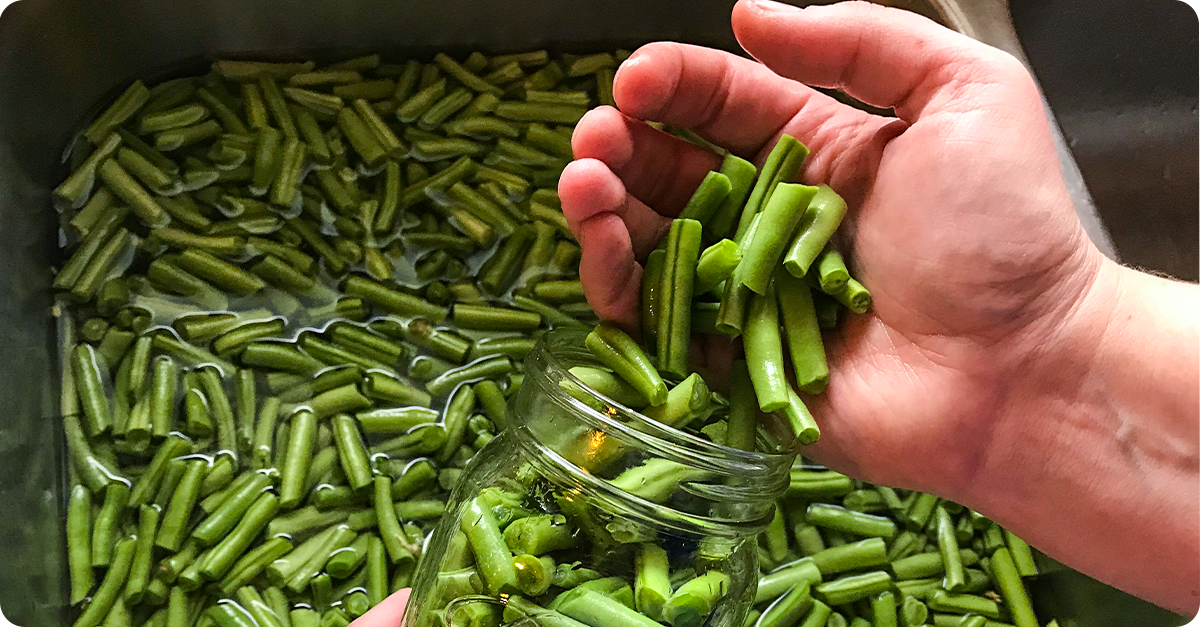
[55,50,621,627]
[637,132,871,450]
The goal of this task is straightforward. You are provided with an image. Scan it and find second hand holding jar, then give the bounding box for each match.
[403,329,794,627]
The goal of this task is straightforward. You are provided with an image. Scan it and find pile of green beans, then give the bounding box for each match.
[54,50,627,627]
[743,462,1051,627]
[644,134,872,448]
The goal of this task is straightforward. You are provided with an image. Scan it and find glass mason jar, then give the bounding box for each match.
[403,329,793,627]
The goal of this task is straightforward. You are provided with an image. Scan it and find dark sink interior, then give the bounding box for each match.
[1009,3,1197,623]
[1011,0,1198,281]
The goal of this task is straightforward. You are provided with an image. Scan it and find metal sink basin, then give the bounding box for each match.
[932,0,1197,281]
[0,0,1187,625]
[1011,0,1198,281]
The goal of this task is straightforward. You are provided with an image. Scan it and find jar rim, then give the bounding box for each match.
[506,328,796,537]
[513,427,778,538]
[536,328,795,469]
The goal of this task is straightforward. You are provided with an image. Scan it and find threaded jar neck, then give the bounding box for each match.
[507,329,793,539]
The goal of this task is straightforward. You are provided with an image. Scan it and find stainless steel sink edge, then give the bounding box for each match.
[929,0,1120,261]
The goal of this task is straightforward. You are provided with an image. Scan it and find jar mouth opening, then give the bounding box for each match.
[535,328,794,473]
[540,329,792,465]
[513,426,776,539]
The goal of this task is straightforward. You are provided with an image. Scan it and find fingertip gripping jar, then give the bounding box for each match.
[403,329,792,627]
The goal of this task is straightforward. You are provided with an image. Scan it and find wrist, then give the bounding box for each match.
[961,255,1200,613]
[950,248,1118,509]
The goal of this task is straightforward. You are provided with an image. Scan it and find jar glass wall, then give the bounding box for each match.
[403,329,793,627]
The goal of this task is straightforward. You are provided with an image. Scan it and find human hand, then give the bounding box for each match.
[350,588,410,627]
[559,0,1106,499]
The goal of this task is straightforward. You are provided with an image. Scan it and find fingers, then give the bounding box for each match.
[609,40,903,206]
[613,41,817,158]
[351,588,410,627]
[731,0,1027,121]
[559,158,671,261]
[576,212,643,332]
[572,106,723,215]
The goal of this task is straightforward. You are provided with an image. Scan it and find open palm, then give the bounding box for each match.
[559,0,1105,498]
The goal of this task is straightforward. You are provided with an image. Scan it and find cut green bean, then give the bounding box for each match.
[332,414,375,490]
[280,410,317,509]
[56,206,129,291]
[124,504,161,604]
[657,218,702,377]
[460,495,519,595]
[193,472,272,545]
[776,269,830,394]
[816,246,851,294]
[68,485,94,604]
[1004,531,1038,577]
[452,304,542,332]
[199,492,280,580]
[744,282,790,412]
[811,538,889,575]
[56,132,123,208]
[129,434,191,506]
[723,360,759,452]
[935,506,967,592]
[359,372,430,409]
[495,101,586,125]
[156,458,208,551]
[220,537,294,594]
[147,355,178,440]
[641,373,711,429]
[384,460,436,504]
[85,81,151,144]
[693,239,741,296]
[783,184,849,278]
[586,324,667,406]
[610,457,712,503]
[76,536,137,627]
[921,593,1008,619]
[756,558,821,604]
[714,213,759,338]
[424,356,514,398]
[342,275,447,322]
[634,543,673,621]
[759,580,815,627]
[808,503,898,540]
[435,383,476,463]
[990,548,1037,627]
[813,571,893,606]
[375,475,419,564]
[71,344,112,436]
[733,135,800,242]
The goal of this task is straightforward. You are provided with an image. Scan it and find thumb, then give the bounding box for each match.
[731,0,1031,121]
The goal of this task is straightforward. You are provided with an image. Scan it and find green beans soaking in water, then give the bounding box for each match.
[55,49,603,627]
[52,49,1053,628]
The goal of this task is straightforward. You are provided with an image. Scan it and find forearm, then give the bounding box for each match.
[968,260,1199,614]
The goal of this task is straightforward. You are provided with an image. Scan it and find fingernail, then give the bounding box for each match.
[747,0,800,13]
[613,51,644,88]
